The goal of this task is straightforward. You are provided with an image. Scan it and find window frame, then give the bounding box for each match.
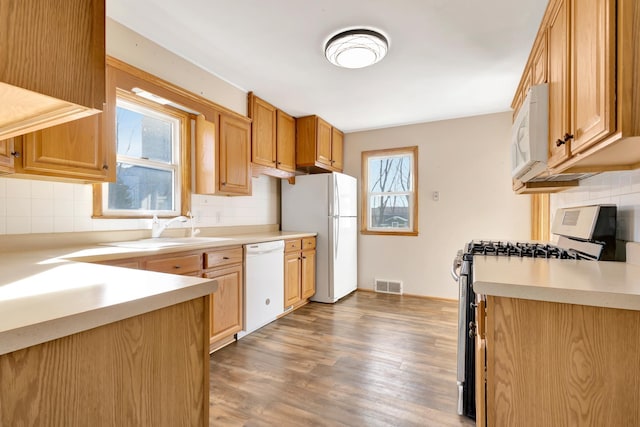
[93,59,193,219]
[99,92,188,217]
[360,146,419,236]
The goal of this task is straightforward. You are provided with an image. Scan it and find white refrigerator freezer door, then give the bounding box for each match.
[331,172,358,218]
[329,216,357,301]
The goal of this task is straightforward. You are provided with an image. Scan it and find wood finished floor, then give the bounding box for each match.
[210,291,474,427]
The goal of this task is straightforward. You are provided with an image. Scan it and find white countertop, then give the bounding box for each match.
[0,230,315,355]
[473,256,640,311]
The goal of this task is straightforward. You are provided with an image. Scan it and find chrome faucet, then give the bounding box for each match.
[151,214,188,238]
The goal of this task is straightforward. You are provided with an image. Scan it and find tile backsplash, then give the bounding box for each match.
[0,175,279,235]
[550,169,640,242]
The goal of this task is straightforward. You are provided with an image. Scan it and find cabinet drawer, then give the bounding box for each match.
[144,254,202,275]
[302,237,316,250]
[284,239,302,252]
[204,247,243,269]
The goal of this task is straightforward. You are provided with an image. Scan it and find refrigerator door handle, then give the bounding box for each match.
[334,217,339,260]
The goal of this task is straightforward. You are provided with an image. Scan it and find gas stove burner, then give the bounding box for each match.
[468,240,595,260]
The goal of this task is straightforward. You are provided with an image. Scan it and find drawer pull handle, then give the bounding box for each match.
[222,256,230,260]
[174,265,181,269]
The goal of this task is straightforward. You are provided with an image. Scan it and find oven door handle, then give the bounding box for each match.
[451,250,463,282]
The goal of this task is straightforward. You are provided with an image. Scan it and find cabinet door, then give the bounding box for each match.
[532,31,548,85]
[316,117,332,167]
[475,300,487,427]
[207,265,243,343]
[0,138,15,173]
[250,94,276,168]
[301,249,316,300]
[331,128,344,172]
[276,110,296,172]
[284,251,301,308]
[547,0,571,168]
[18,114,112,181]
[570,0,615,154]
[219,113,251,195]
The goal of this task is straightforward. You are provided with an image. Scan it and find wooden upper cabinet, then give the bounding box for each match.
[295,115,344,173]
[219,113,251,195]
[569,0,616,154]
[331,127,344,171]
[248,93,276,168]
[247,92,296,178]
[316,117,333,167]
[0,139,15,174]
[547,0,571,169]
[195,112,252,196]
[0,0,105,140]
[276,110,296,173]
[13,113,114,182]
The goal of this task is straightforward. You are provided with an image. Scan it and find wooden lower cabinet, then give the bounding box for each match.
[485,296,640,426]
[203,246,243,352]
[0,297,210,426]
[284,237,316,310]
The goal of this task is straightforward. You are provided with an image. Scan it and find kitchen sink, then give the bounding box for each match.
[102,237,233,249]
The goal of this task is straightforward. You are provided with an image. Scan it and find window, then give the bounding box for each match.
[99,92,189,217]
[361,146,418,235]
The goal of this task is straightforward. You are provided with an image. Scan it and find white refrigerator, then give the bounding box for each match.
[281,172,358,303]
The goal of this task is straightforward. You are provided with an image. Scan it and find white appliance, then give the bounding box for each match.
[511,83,549,182]
[237,240,284,339]
[281,172,358,303]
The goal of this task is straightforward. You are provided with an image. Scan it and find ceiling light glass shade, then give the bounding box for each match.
[324,29,388,69]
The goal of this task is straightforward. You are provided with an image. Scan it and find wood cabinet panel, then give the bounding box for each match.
[218,113,251,195]
[249,94,276,168]
[0,138,15,173]
[0,0,105,140]
[301,249,316,300]
[0,298,209,426]
[284,252,302,307]
[331,127,344,171]
[486,296,640,426]
[284,237,316,309]
[570,0,616,154]
[195,113,251,196]
[547,0,571,168]
[143,253,202,275]
[15,113,112,182]
[316,117,332,167]
[204,247,243,269]
[295,115,344,173]
[532,31,548,85]
[205,265,243,343]
[276,109,296,173]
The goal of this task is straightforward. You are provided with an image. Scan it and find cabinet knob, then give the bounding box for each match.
[102,164,109,170]
[221,182,226,186]
[563,133,574,141]
[555,138,566,147]
[10,151,20,158]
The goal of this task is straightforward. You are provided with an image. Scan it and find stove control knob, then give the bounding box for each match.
[468,321,476,338]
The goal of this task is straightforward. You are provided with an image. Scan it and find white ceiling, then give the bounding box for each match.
[107,0,547,133]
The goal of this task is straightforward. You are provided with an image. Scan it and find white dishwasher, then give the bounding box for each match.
[237,240,284,339]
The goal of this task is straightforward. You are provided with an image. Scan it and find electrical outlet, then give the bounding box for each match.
[432,191,440,201]
[215,211,221,223]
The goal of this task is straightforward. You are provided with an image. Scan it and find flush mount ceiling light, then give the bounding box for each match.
[324,29,389,69]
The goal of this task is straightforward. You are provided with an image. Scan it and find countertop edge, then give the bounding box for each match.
[474,280,640,311]
[0,275,217,356]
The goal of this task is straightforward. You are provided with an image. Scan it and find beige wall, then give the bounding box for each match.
[343,112,531,299]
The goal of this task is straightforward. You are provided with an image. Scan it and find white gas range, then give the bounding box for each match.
[450,204,617,420]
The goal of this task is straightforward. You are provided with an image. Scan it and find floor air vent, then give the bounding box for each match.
[374,279,403,295]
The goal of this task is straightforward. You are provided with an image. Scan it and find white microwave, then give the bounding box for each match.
[511,83,549,182]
